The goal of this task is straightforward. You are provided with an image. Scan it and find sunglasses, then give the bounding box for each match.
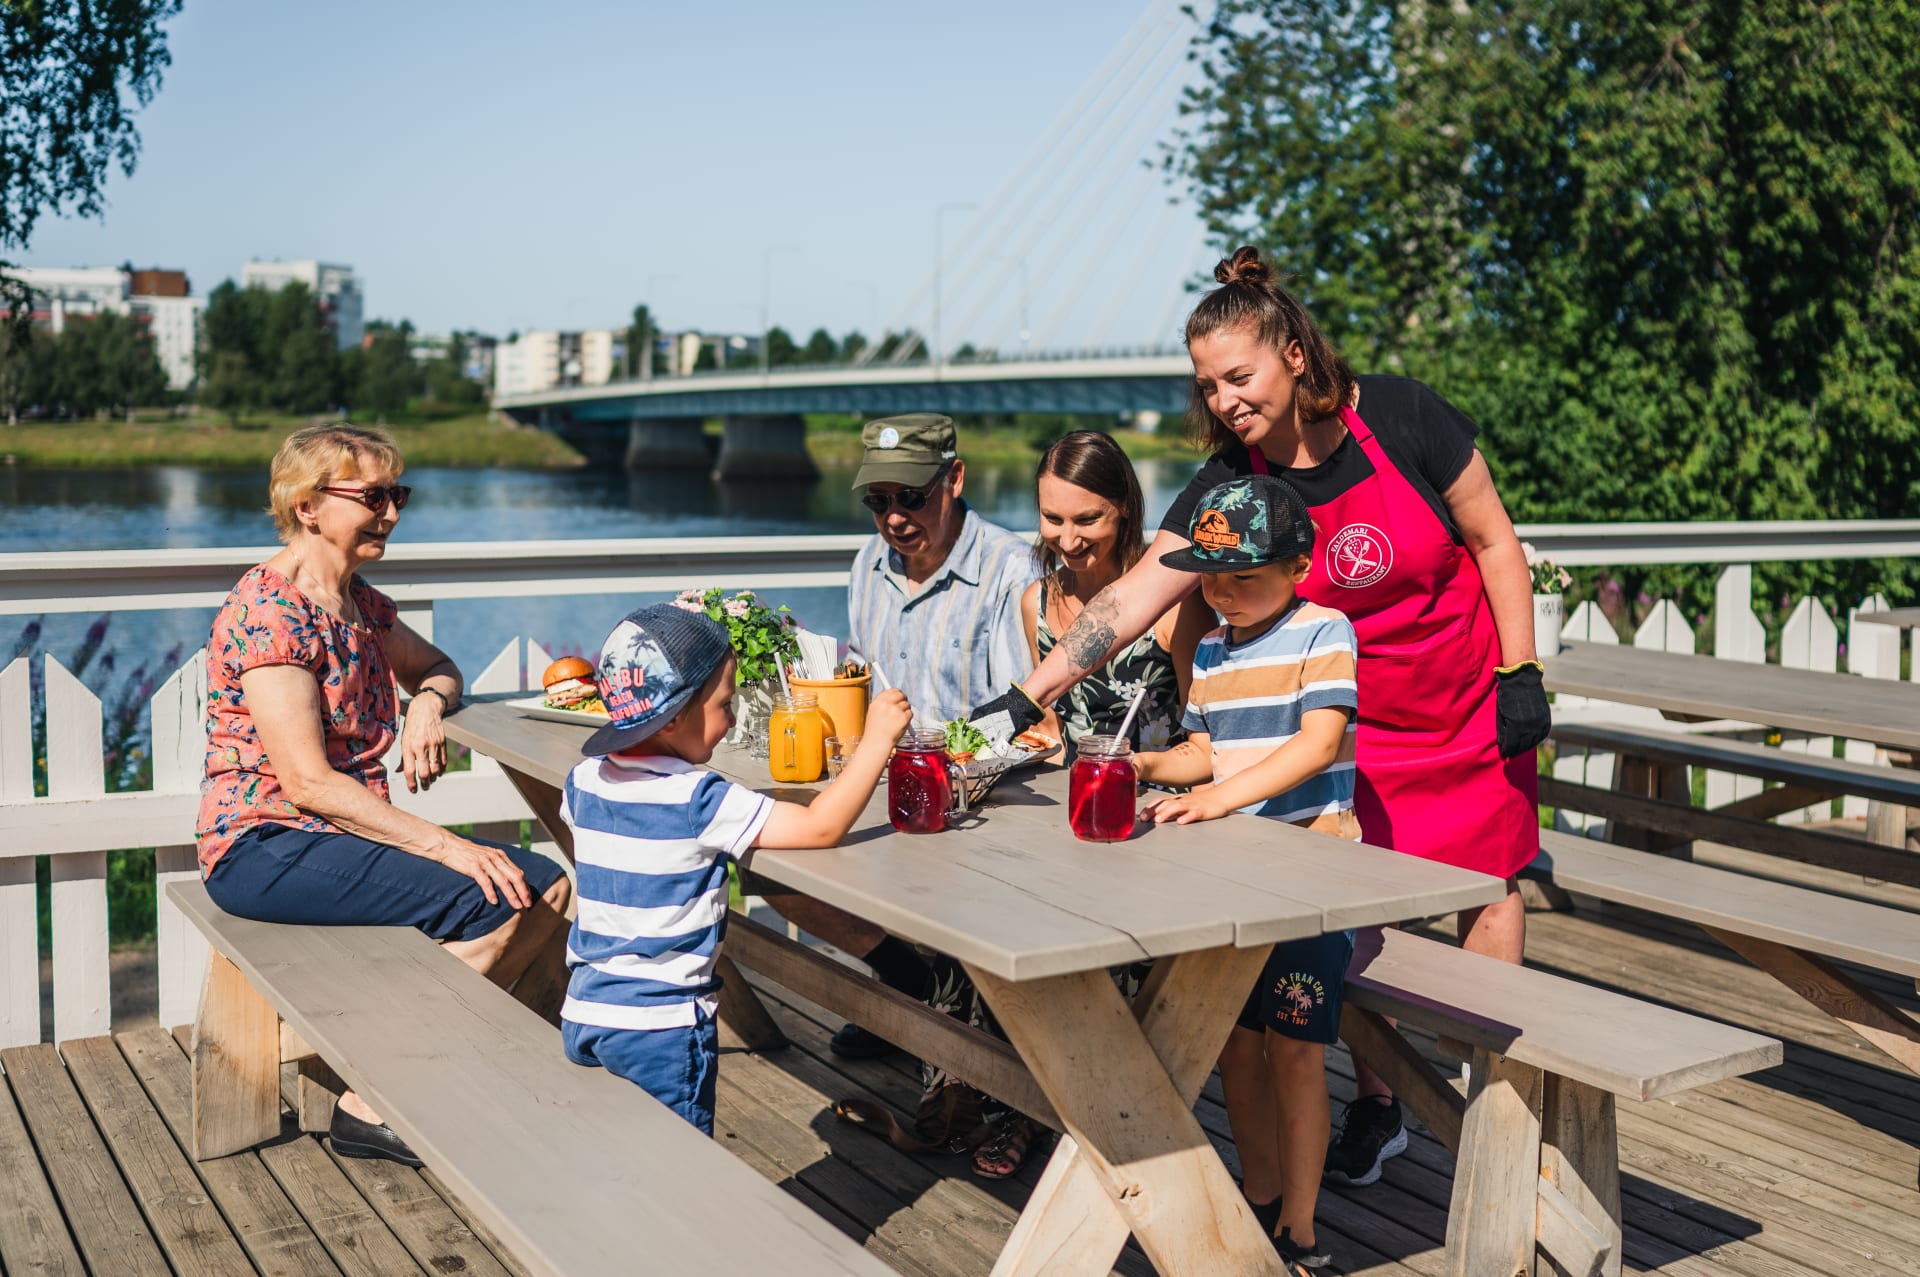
[860,468,948,515]
[318,484,413,513]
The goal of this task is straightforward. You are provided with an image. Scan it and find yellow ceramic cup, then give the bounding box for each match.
[790,672,870,739]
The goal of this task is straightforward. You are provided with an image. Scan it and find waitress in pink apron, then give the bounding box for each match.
[970,245,1550,1191]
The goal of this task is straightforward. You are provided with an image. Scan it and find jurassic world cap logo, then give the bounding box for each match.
[1192,509,1241,554]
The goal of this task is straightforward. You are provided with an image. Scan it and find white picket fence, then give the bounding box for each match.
[1,530,1915,1049]
[0,632,576,1050]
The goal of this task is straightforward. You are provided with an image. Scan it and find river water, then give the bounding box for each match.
[2,456,1204,706]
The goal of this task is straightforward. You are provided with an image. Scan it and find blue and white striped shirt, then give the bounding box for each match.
[847,506,1039,723]
[559,754,773,1031]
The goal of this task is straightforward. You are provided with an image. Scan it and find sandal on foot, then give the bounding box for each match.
[971,1114,1037,1180]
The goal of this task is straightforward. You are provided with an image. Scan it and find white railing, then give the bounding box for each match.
[0,524,1915,1048]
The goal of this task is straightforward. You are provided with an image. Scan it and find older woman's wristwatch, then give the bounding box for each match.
[413,686,454,712]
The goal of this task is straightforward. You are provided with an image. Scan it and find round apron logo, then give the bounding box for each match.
[1327,523,1392,588]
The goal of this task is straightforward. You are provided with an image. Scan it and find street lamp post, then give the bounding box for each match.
[933,202,975,369]
[761,245,799,378]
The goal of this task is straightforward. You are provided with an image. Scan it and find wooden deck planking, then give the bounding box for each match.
[3,901,1919,1276]
[0,1046,87,1277]
[1,1041,173,1276]
[324,1148,518,1277]
[114,1023,346,1277]
[60,1034,257,1277]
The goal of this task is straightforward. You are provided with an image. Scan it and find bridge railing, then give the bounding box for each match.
[1,520,1915,1046]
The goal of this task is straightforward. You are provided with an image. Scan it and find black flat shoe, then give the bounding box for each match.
[329,1107,424,1168]
[829,1022,900,1060]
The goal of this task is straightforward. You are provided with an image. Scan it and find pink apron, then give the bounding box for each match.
[1250,406,1537,877]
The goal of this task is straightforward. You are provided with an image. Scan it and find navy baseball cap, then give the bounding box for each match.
[1158,475,1315,573]
[581,603,734,756]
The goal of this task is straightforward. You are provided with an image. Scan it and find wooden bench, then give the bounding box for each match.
[1533,829,1920,1079]
[1338,928,1781,1277]
[167,881,894,1277]
[1544,720,1920,883]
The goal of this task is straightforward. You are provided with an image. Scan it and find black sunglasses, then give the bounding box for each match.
[861,468,948,515]
[318,484,412,513]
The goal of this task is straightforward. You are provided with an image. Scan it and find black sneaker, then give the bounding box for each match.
[1275,1226,1334,1272]
[828,1022,900,1059]
[1323,1095,1407,1187]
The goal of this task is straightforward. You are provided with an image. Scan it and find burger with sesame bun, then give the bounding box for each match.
[541,656,607,715]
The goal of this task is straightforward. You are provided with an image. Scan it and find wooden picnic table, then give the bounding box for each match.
[1543,638,1920,753]
[1854,606,1920,631]
[446,695,1505,1277]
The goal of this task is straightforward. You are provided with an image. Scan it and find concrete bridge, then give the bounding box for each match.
[492,353,1190,477]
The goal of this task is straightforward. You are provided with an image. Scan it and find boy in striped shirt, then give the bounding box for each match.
[559,603,912,1134]
[1133,475,1357,1273]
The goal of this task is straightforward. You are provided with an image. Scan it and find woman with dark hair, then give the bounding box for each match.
[973,248,1550,1228]
[1021,430,1214,754]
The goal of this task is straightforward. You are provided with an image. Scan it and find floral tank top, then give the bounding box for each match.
[1036,581,1186,755]
[196,564,400,874]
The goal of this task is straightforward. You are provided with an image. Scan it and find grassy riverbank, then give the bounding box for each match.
[2,411,1202,470]
[801,414,1203,466]
[0,411,587,469]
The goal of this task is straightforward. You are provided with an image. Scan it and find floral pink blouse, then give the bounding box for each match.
[196,564,400,874]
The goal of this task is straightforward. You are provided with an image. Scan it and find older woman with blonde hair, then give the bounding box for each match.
[197,423,572,1168]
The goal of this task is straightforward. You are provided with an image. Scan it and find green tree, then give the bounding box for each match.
[838,330,868,363]
[764,325,799,366]
[801,327,838,364]
[423,332,485,409]
[1172,0,1920,615]
[624,304,667,377]
[1,1,182,329]
[348,320,421,420]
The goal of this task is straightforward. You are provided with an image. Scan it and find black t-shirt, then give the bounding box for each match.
[1159,375,1480,544]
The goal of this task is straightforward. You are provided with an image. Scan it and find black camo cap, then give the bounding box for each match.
[1158,475,1315,573]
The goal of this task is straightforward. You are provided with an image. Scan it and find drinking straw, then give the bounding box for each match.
[776,653,792,699]
[1113,684,1149,745]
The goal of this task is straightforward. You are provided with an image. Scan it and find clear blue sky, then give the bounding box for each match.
[20,0,1215,351]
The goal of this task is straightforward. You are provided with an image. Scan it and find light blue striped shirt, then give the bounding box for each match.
[559,754,773,1031]
[847,506,1039,723]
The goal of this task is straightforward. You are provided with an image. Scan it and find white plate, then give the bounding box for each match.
[506,694,614,729]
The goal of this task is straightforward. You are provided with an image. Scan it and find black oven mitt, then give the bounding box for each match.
[967,683,1045,745]
[1495,660,1551,759]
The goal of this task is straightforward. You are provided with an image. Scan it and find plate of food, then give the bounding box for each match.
[508,657,613,727]
[943,718,1060,776]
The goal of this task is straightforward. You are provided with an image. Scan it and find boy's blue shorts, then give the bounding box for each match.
[1236,929,1355,1045]
[205,822,566,943]
[564,1009,719,1136]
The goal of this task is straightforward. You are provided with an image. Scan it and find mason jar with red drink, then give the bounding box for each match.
[887,728,958,833]
[1068,734,1137,842]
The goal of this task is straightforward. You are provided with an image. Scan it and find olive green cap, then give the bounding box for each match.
[851,413,959,489]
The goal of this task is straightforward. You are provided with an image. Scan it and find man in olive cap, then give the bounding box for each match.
[758,413,1036,1061]
[844,413,1037,724]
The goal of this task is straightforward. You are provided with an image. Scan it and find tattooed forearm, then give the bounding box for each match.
[1063,591,1121,674]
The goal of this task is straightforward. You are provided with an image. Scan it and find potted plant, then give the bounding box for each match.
[1522,543,1572,657]
[671,587,799,756]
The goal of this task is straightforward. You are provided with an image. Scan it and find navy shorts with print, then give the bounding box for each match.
[1236,929,1356,1044]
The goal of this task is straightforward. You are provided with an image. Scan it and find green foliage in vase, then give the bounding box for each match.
[671,588,800,687]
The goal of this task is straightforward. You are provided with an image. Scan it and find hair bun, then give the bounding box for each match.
[1214,245,1270,287]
